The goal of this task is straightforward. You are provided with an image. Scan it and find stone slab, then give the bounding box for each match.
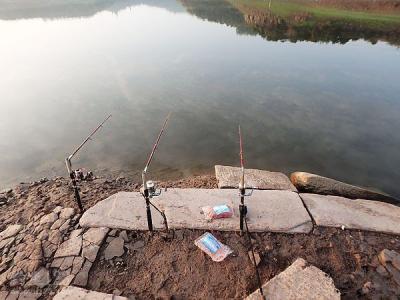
[54,286,127,300]
[80,189,312,233]
[301,193,400,235]
[80,192,165,230]
[215,165,296,191]
[162,189,311,233]
[291,172,398,204]
[246,258,340,299]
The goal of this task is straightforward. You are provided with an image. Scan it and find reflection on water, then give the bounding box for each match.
[0,0,399,197]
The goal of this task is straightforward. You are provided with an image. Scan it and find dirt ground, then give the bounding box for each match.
[1,174,400,299]
[89,228,400,299]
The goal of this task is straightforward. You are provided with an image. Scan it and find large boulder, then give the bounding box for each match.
[215,165,296,191]
[290,172,398,204]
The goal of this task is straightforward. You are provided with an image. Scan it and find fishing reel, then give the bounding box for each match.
[145,180,162,198]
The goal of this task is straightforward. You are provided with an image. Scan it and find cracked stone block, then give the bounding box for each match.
[82,242,100,263]
[25,267,51,289]
[215,165,296,191]
[58,274,75,287]
[104,237,124,260]
[60,208,75,220]
[60,256,74,271]
[51,257,65,268]
[72,256,85,275]
[39,212,58,225]
[73,260,92,287]
[54,236,82,258]
[0,225,23,241]
[18,291,42,300]
[246,258,340,300]
[54,286,128,300]
[82,227,109,246]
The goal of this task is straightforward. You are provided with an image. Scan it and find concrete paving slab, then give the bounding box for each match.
[246,258,340,300]
[301,193,400,235]
[215,165,296,191]
[79,192,165,230]
[80,189,312,233]
[54,286,127,300]
[161,189,311,233]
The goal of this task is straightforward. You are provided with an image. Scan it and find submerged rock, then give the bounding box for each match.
[290,172,398,204]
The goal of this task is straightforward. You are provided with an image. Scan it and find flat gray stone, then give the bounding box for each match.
[80,192,164,230]
[246,258,340,299]
[73,260,92,287]
[82,242,100,263]
[54,236,82,258]
[0,224,23,241]
[291,172,398,204]
[39,212,58,225]
[60,208,75,220]
[215,165,296,191]
[25,267,51,288]
[104,237,125,260]
[54,286,128,300]
[58,274,75,287]
[82,227,109,246]
[163,189,311,233]
[81,189,312,233]
[301,193,400,235]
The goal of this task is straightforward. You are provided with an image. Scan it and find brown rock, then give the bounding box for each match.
[0,224,23,240]
[59,220,71,233]
[18,291,42,300]
[104,237,124,260]
[39,212,58,225]
[82,227,109,246]
[37,230,49,241]
[5,291,19,300]
[73,260,92,287]
[119,231,129,242]
[60,256,74,271]
[48,230,63,245]
[378,249,397,266]
[30,240,43,260]
[50,219,64,230]
[72,256,85,275]
[54,236,82,258]
[376,265,389,277]
[215,165,296,191]
[69,229,83,239]
[59,274,75,287]
[25,267,51,288]
[385,263,400,286]
[51,258,65,268]
[82,243,100,263]
[290,172,398,204]
[60,208,75,219]
[246,258,340,299]
[248,251,261,266]
[43,242,57,258]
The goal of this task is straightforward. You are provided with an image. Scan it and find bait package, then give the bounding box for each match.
[201,204,233,221]
[194,232,232,262]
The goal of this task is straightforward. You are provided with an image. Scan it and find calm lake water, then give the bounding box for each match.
[0,0,399,197]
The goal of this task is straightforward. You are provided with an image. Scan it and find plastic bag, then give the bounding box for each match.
[194,232,232,262]
[201,204,233,221]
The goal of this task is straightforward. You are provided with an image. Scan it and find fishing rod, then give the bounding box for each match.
[65,114,112,213]
[141,112,171,232]
[238,125,264,298]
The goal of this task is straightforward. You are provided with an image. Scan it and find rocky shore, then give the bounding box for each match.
[0,173,400,299]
